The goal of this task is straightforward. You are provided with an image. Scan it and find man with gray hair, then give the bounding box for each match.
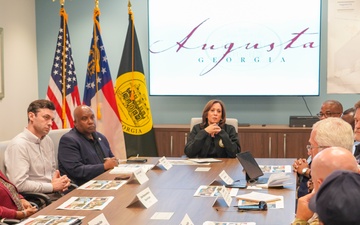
[293,117,354,198]
[308,117,354,157]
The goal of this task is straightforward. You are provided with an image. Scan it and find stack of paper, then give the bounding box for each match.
[19,215,84,225]
[168,160,210,165]
[256,172,292,188]
[194,185,223,197]
[188,158,222,163]
[78,180,126,190]
[259,165,292,173]
[110,164,155,174]
[57,196,114,210]
[236,191,281,203]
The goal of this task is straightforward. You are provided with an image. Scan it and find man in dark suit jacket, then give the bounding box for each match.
[58,105,118,186]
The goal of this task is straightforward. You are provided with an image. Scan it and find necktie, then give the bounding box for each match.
[354,144,360,158]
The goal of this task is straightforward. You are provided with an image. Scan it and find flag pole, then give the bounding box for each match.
[53,0,67,128]
[61,4,67,128]
[94,0,102,120]
[128,0,135,101]
[115,0,158,156]
[84,0,127,158]
[48,0,81,129]
[53,0,68,128]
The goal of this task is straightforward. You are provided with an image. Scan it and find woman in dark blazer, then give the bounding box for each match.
[184,99,241,158]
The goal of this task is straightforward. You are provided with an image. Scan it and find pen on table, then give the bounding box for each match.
[136,154,139,158]
[69,218,82,225]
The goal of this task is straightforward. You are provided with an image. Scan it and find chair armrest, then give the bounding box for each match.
[29,201,39,209]
[21,192,52,206]
[63,182,78,195]
[70,183,78,189]
[0,218,21,224]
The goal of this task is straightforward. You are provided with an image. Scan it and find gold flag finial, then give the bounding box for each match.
[95,0,99,9]
[128,0,133,15]
[52,0,65,6]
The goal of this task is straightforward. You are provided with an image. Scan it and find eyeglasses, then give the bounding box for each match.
[316,112,342,118]
[306,145,328,151]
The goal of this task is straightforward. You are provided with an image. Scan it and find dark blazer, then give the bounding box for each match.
[298,160,312,199]
[184,123,241,158]
[58,128,114,186]
[0,171,23,219]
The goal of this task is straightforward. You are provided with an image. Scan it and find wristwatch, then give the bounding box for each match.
[302,168,309,175]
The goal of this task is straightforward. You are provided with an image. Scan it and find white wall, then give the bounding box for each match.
[35,0,360,126]
[2,1,359,134]
[0,0,38,141]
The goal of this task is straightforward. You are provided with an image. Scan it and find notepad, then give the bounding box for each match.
[19,216,84,225]
[236,191,281,203]
[188,158,222,163]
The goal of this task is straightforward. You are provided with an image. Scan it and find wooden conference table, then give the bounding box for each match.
[32,157,297,225]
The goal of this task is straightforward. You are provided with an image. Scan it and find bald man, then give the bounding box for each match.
[292,147,359,225]
[317,100,343,120]
[58,105,118,186]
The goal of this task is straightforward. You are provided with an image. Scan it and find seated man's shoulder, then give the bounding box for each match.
[60,129,78,139]
[42,134,53,142]
[6,133,30,152]
[59,129,97,148]
[93,132,109,144]
[97,132,107,139]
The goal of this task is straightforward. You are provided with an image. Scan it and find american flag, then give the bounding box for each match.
[83,8,127,159]
[46,7,81,129]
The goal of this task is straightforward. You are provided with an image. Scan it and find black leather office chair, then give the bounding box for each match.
[47,128,71,170]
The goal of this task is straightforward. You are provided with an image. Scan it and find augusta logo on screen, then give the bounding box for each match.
[150,18,319,77]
